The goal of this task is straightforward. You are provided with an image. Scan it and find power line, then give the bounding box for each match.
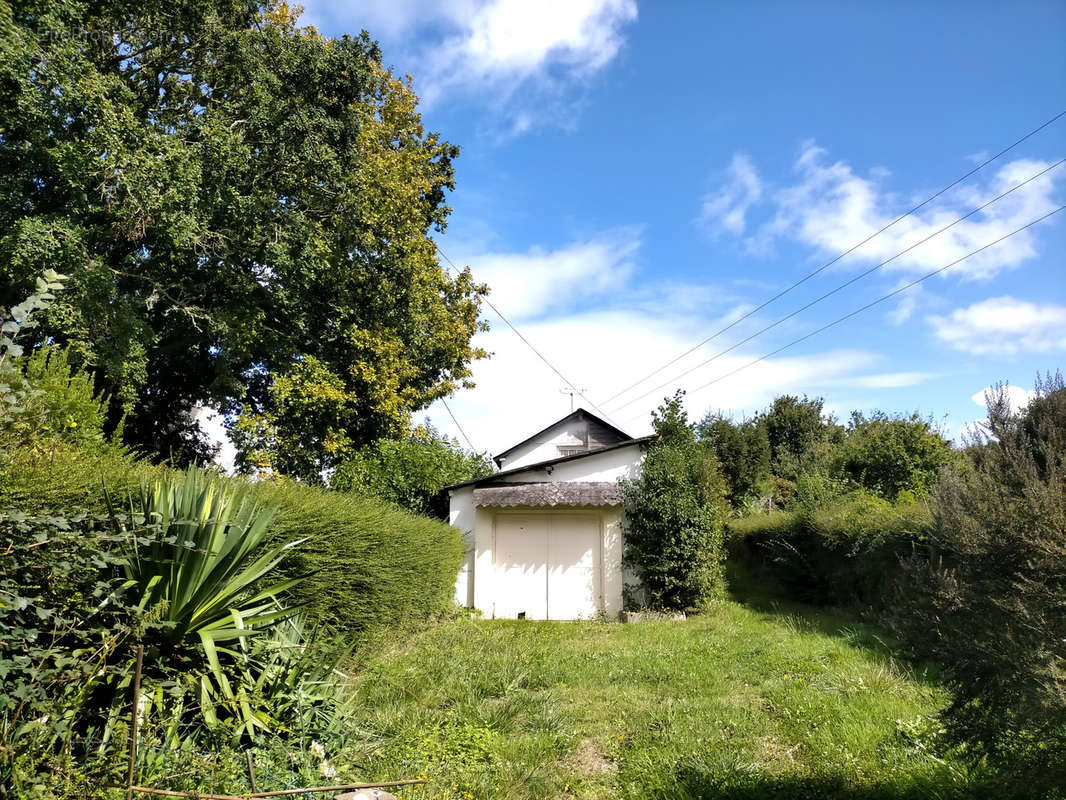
[598,108,1066,408]
[441,398,479,453]
[620,204,1066,424]
[436,247,620,424]
[608,158,1065,413]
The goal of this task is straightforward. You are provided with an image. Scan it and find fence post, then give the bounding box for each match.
[245,750,258,794]
[126,644,145,800]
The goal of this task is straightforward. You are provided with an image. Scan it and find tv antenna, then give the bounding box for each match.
[560,386,588,413]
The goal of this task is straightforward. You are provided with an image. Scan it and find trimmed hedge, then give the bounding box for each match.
[0,444,463,641]
[727,494,934,608]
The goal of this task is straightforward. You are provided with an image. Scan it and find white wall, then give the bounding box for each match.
[499,442,644,484]
[448,442,645,615]
[448,485,476,608]
[497,415,593,470]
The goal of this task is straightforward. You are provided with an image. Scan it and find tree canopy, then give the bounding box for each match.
[331,422,493,517]
[0,1,486,476]
[623,392,728,610]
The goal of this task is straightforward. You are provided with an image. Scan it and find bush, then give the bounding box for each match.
[250,478,464,640]
[331,423,493,517]
[727,493,933,606]
[832,411,955,499]
[0,510,134,793]
[0,443,464,643]
[622,393,728,611]
[896,374,1066,788]
[0,345,109,453]
[0,486,366,796]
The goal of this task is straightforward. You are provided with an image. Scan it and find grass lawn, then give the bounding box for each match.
[338,579,981,800]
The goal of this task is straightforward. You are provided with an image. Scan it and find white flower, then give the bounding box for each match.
[320,761,336,779]
[309,740,325,759]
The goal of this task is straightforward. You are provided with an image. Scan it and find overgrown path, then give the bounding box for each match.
[343,588,976,800]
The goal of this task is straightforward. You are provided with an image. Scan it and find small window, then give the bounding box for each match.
[558,446,587,457]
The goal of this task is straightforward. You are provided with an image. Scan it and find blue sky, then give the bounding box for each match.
[302,0,1066,454]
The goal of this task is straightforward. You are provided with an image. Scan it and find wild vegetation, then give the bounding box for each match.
[1,3,1062,798]
[710,380,1065,796]
[1,0,486,474]
[0,274,465,795]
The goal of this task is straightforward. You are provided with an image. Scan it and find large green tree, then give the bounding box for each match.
[622,392,728,610]
[758,394,842,480]
[0,1,486,474]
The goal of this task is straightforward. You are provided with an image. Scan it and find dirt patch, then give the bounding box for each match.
[570,739,616,778]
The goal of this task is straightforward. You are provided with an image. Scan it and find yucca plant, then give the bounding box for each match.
[235,614,355,735]
[108,468,306,735]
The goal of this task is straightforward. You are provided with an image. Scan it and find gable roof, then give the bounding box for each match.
[444,434,654,492]
[493,408,633,467]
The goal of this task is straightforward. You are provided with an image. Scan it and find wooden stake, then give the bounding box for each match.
[126,644,145,800]
[244,750,258,794]
[128,789,246,800]
[249,780,426,797]
[125,780,426,800]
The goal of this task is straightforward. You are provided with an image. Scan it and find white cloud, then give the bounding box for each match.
[425,300,882,454]
[303,0,637,132]
[970,383,1036,412]
[722,144,1063,281]
[959,382,1036,442]
[700,153,763,235]
[929,296,1066,355]
[455,229,640,321]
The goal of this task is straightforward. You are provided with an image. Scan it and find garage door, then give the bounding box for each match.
[493,513,601,620]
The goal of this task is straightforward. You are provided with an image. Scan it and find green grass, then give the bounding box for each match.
[328,577,984,800]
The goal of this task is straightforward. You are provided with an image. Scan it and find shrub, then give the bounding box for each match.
[0,345,109,453]
[0,442,464,643]
[331,423,493,516]
[727,493,933,607]
[897,374,1066,788]
[622,393,728,611]
[0,510,133,793]
[0,492,362,796]
[110,468,307,736]
[832,411,955,499]
[251,478,464,640]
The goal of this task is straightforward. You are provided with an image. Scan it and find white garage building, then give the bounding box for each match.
[445,409,651,620]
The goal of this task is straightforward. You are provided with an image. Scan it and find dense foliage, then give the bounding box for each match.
[696,413,770,505]
[0,511,133,792]
[0,283,465,795]
[728,493,933,606]
[0,480,366,797]
[704,397,952,509]
[0,270,110,456]
[622,393,728,611]
[1,1,486,473]
[0,441,464,641]
[832,411,955,499]
[897,374,1066,789]
[332,423,493,516]
[719,377,1064,795]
